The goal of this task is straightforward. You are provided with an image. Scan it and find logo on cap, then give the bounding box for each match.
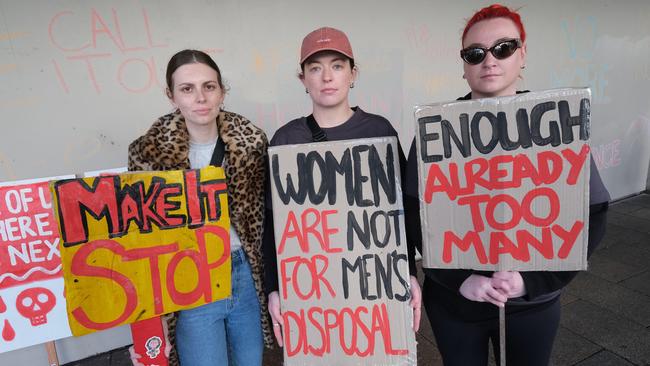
[300,27,354,64]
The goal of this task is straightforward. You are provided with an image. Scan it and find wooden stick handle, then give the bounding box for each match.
[45,341,59,366]
[499,306,506,366]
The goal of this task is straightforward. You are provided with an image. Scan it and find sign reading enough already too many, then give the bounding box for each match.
[415,88,591,271]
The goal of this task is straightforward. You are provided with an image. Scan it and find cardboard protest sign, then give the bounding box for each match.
[84,167,128,177]
[0,176,73,353]
[415,88,591,271]
[269,137,417,365]
[51,167,231,336]
[130,316,168,366]
[82,168,168,366]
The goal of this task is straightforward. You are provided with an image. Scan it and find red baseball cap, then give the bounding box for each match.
[300,27,354,64]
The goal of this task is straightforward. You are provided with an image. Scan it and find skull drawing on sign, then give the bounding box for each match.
[16,287,56,326]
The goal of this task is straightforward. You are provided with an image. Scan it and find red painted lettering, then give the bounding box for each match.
[280,255,335,300]
[283,304,407,357]
[70,239,137,330]
[442,230,488,264]
[457,194,490,232]
[489,231,524,264]
[54,176,119,246]
[562,144,590,185]
[122,243,178,314]
[485,194,521,230]
[555,221,584,258]
[184,170,203,227]
[521,188,560,227]
[278,209,341,254]
[516,227,554,261]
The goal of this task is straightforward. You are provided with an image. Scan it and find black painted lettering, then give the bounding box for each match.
[272,153,307,205]
[470,112,499,154]
[392,250,410,302]
[324,150,353,205]
[304,151,328,205]
[369,145,396,206]
[530,101,561,147]
[559,98,590,143]
[370,210,390,248]
[498,111,532,150]
[347,210,370,250]
[352,145,373,207]
[418,115,443,163]
[442,114,471,158]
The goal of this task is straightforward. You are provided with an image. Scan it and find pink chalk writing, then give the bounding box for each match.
[48,8,168,94]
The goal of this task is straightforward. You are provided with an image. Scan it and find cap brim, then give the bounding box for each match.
[300,48,354,64]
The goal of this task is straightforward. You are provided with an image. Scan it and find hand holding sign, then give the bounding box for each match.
[267,290,284,347]
[459,274,508,307]
[491,271,526,298]
[408,275,422,332]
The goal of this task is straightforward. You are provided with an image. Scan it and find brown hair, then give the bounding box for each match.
[165,50,224,94]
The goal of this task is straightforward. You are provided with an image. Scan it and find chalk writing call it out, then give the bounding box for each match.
[48,8,167,94]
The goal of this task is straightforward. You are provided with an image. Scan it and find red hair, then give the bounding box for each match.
[462,4,526,43]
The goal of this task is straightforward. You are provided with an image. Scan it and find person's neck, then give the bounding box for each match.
[187,121,218,144]
[312,103,355,128]
[471,86,517,100]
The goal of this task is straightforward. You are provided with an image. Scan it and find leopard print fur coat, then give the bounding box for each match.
[128,109,274,365]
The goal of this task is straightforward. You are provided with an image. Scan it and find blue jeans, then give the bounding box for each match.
[176,248,263,366]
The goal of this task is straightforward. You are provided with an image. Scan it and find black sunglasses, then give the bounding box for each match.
[460,38,522,65]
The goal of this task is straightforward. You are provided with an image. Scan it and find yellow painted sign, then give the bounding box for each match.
[51,167,231,336]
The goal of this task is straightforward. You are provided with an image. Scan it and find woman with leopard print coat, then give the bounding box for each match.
[128,49,273,366]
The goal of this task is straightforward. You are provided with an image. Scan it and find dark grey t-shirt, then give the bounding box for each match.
[270,107,401,146]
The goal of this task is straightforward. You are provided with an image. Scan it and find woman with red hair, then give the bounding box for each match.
[404,4,610,365]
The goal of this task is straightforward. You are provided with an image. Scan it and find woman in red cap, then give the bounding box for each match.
[263,26,422,348]
[404,4,610,365]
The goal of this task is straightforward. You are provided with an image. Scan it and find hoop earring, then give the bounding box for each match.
[462,74,466,79]
[350,82,355,89]
[305,89,309,94]
[520,65,526,69]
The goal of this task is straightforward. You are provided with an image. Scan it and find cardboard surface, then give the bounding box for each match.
[415,88,591,271]
[269,137,417,365]
[0,177,73,353]
[85,168,169,366]
[51,167,231,336]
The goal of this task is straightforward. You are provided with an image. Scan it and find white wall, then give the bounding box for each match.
[647,159,650,191]
[1,0,649,363]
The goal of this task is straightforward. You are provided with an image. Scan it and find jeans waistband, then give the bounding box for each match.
[231,247,246,266]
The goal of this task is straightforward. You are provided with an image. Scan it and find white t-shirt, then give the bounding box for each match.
[189,139,242,253]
